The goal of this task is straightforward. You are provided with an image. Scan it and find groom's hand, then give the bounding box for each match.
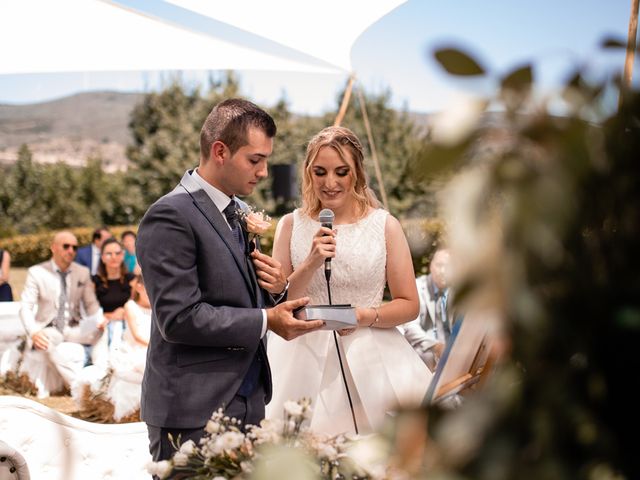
[267,296,324,340]
[251,250,287,294]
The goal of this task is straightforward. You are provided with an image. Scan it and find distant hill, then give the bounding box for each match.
[0,91,431,172]
[0,91,143,172]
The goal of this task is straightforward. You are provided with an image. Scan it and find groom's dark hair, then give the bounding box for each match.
[200,98,277,160]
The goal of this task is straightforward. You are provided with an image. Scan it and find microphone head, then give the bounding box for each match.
[318,208,335,226]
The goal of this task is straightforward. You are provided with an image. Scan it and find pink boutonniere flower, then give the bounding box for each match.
[243,210,272,236]
[237,205,273,251]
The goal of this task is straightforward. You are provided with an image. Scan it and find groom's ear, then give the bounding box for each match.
[210,140,228,165]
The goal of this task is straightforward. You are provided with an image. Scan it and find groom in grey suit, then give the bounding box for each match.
[136,98,323,465]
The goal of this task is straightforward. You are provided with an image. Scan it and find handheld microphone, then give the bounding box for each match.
[318,208,335,282]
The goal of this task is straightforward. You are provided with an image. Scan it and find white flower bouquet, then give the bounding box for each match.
[147,398,397,480]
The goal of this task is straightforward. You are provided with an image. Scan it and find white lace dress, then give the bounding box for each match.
[266,209,433,435]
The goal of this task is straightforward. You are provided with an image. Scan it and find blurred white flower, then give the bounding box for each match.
[179,439,196,455]
[219,431,245,451]
[159,398,395,479]
[206,419,221,434]
[146,460,172,479]
[172,452,189,467]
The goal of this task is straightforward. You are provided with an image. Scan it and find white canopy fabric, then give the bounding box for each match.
[0,0,406,75]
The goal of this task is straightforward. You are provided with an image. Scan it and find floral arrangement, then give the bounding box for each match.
[146,398,400,480]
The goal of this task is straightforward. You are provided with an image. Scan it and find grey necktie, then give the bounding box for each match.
[434,289,448,341]
[54,270,69,331]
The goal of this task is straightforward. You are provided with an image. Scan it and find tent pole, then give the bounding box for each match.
[334,75,355,127]
[355,85,390,211]
[620,0,639,108]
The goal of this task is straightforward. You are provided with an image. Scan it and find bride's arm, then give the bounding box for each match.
[357,215,419,328]
[271,213,336,300]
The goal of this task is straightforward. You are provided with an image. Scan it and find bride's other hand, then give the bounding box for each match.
[305,226,336,270]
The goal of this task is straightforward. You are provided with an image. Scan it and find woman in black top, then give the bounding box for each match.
[92,237,135,349]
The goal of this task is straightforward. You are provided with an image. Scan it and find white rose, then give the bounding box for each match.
[146,460,172,479]
[172,452,189,467]
[220,431,245,451]
[206,420,221,434]
[179,439,196,455]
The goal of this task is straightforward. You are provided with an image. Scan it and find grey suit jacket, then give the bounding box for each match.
[20,260,100,341]
[136,170,273,429]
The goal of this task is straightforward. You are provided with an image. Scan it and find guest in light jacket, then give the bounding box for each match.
[18,231,102,397]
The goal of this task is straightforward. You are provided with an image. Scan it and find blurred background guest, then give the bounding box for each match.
[16,231,101,397]
[92,238,134,351]
[0,247,13,301]
[401,246,452,371]
[76,226,112,275]
[121,230,141,275]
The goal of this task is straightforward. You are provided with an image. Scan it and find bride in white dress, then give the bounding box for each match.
[265,126,433,436]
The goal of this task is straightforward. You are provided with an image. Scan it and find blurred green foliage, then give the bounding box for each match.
[408,42,640,480]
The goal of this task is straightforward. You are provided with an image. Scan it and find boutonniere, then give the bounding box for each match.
[236,205,273,252]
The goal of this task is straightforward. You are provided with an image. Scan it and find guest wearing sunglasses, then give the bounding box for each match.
[92,238,135,351]
[13,231,102,398]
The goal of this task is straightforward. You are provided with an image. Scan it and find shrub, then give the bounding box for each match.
[0,226,138,267]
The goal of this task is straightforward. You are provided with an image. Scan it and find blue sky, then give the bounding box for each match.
[0,0,636,115]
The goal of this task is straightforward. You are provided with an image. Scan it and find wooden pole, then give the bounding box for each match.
[355,86,390,211]
[620,0,639,107]
[334,75,355,127]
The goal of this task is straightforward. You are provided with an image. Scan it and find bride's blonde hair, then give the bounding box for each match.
[301,126,379,219]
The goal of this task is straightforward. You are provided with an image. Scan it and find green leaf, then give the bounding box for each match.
[433,47,486,76]
[501,64,533,93]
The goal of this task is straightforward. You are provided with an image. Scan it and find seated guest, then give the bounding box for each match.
[17,231,102,398]
[92,238,135,351]
[401,247,452,371]
[76,227,112,275]
[121,230,140,275]
[0,247,13,302]
[73,274,151,422]
[122,273,151,352]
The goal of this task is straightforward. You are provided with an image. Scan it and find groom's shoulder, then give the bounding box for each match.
[149,184,192,210]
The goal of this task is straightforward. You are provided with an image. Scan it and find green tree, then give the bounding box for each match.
[4,144,51,234]
[126,73,242,209]
[325,87,430,218]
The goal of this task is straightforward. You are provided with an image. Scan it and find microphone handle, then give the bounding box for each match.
[321,222,332,282]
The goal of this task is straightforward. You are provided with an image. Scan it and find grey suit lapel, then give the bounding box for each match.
[179,171,257,305]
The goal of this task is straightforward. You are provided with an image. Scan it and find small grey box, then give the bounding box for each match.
[294,304,357,330]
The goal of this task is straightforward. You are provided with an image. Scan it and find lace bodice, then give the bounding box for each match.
[290,208,388,307]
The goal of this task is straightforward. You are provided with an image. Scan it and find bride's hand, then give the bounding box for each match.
[305,226,336,269]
